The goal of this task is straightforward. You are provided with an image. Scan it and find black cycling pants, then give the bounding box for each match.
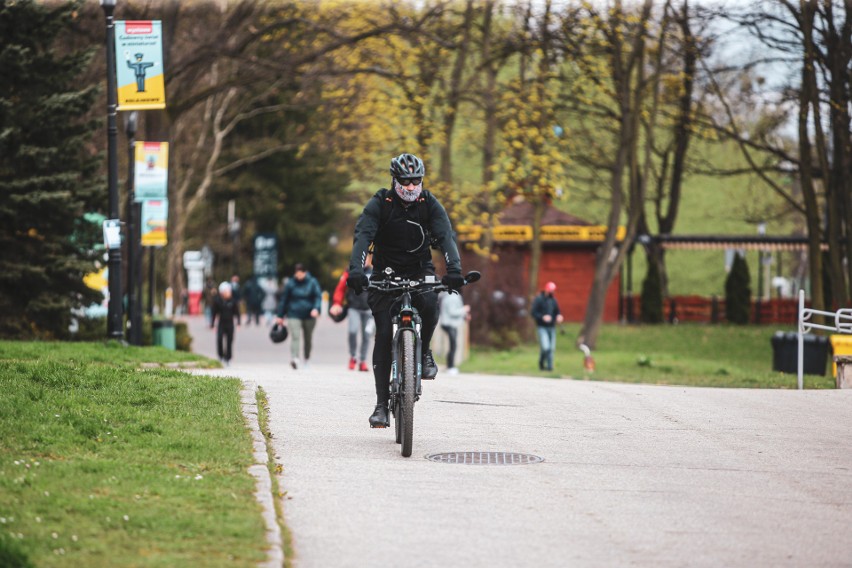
[368,289,439,405]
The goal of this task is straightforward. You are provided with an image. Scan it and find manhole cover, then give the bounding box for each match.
[425,452,544,465]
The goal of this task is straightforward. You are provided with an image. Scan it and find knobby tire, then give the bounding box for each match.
[394,394,403,444]
[400,329,416,457]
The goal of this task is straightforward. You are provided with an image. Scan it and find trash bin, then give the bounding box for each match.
[770,331,828,375]
[152,319,176,350]
[829,335,852,376]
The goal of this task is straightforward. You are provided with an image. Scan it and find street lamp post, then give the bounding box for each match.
[125,111,141,345]
[101,0,123,340]
[228,199,240,276]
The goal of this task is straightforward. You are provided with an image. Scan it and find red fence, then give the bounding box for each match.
[621,295,800,325]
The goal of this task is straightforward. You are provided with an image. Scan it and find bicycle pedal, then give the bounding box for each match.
[370,424,388,429]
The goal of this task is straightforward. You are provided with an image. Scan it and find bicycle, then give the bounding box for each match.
[368,268,481,457]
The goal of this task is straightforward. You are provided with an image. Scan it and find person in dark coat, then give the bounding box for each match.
[210,281,241,366]
[275,263,322,369]
[242,276,264,326]
[531,281,563,371]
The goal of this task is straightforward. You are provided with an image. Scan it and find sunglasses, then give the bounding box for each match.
[396,177,422,186]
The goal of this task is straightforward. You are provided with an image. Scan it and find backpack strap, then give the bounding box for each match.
[377,189,431,229]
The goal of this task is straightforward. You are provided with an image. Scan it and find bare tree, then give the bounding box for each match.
[567,0,658,349]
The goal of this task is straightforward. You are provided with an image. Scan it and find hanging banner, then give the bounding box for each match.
[253,233,278,279]
[141,199,168,246]
[134,141,168,201]
[115,20,166,110]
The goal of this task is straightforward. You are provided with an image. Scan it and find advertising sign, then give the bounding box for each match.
[134,141,168,201]
[115,20,166,110]
[141,199,168,246]
[102,219,121,250]
[253,233,278,278]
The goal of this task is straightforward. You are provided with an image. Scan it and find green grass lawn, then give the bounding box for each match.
[0,341,266,567]
[0,341,218,368]
[464,324,836,389]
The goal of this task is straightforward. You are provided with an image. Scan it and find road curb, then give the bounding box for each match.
[240,380,284,568]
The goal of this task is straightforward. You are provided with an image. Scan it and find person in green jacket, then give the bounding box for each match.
[275,263,322,369]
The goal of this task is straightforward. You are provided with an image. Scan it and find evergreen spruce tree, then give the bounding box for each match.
[725,252,752,324]
[640,260,663,323]
[0,0,101,338]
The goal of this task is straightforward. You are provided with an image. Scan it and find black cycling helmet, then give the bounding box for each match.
[389,153,425,179]
[269,323,288,344]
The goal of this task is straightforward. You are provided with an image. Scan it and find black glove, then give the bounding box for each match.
[442,272,465,291]
[347,271,369,295]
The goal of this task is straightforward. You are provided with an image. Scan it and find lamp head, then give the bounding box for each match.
[125,111,137,136]
[100,0,117,6]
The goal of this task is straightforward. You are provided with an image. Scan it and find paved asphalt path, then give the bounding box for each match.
[185,314,852,567]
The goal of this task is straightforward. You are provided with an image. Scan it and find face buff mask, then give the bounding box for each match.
[393,178,423,203]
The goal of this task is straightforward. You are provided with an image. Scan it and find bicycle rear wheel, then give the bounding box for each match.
[400,329,416,457]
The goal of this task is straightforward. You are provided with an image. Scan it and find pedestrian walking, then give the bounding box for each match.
[242,276,264,326]
[230,274,242,309]
[331,256,375,372]
[275,263,322,369]
[210,281,241,366]
[438,290,469,375]
[203,277,218,326]
[531,281,563,371]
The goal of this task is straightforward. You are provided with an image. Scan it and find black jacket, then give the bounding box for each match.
[349,188,461,278]
[211,296,241,329]
[531,292,561,327]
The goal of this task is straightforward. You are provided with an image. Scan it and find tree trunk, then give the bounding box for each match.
[653,0,695,298]
[822,1,852,306]
[528,200,545,301]
[798,2,825,314]
[579,0,654,350]
[438,0,474,184]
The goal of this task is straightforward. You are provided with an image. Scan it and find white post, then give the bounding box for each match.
[797,289,804,390]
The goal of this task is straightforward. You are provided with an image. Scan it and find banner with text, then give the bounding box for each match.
[141,199,168,247]
[253,233,278,279]
[115,20,166,110]
[134,141,168,201]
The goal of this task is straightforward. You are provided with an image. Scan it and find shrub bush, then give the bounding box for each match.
[641,261,663,324]
[68,316,192,351]
[725,252,751,324]
[175,321,192,352]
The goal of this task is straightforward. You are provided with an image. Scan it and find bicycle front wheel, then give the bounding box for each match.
[394,396,402,444]
[400,329,416,457]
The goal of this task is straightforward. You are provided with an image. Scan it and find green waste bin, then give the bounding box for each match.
[152,319,176,350]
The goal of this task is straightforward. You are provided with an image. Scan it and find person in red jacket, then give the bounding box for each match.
[330,256,375,371]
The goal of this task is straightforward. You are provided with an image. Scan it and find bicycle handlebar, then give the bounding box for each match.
[367,270,481,295]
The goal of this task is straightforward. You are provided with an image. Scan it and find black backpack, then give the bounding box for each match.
[370,188,435,253]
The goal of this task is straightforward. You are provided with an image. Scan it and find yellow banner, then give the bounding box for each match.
[115,21,166,110]
[141,199,168,246]
[134,142,168,201]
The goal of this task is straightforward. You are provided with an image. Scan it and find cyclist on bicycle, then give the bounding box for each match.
[347,152,465,427]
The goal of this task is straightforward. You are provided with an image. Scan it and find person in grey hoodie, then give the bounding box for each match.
[439,290,469,375]
[275,263,322,369]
